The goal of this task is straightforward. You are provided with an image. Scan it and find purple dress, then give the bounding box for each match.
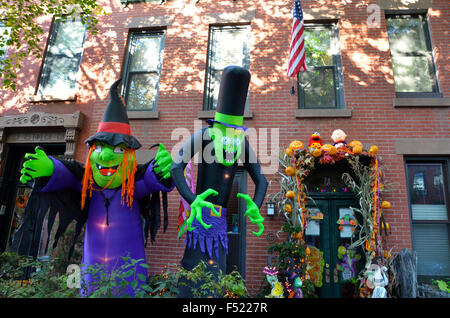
[41,157,173,296]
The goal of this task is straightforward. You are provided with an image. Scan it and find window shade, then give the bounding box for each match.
[413,224,450,277]
[412,204,448,221]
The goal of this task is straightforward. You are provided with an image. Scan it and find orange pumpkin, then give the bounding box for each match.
[284,204,293,213]
[285,166,295,176]
[369,145,379,155]
[311,148,322,157]
[289,140,304,151]
[286,190,295,199]
[349,140,363,154]
[321,144,337,155]
[381,201,391,209]
[285,148,293,156]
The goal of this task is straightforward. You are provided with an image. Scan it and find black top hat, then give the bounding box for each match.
[215,65,250,116]
[205,66,250,130]
[85,79,142,149]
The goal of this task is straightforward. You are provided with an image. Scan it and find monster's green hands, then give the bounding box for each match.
[20,147,54,184]
[178,189,220,240]
[237,193,264,236]
[153,143,173,179]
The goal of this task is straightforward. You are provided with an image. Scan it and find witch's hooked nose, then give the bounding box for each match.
[99,147,115,161]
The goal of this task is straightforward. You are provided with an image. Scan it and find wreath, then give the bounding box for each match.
[15,194,28,208]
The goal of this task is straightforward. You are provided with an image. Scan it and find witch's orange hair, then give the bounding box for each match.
[81,145,137,210]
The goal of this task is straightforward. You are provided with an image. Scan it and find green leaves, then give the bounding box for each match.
[1,252,249,298]
[177,260,248,298]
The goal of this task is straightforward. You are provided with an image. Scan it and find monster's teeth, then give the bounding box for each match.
[107,172,111,176]
[99,165,102,169]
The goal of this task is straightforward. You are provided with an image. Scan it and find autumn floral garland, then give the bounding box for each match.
[268,138,393,297]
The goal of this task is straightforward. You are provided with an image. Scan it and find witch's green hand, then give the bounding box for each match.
[237,193,264,236]
[20,147,54,184]
[154,143,173,179]
[178,189,220,239]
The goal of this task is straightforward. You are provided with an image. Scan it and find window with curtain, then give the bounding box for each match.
[406,159,450,281]
[386,14,440,96]
[122,30,165,111]
[298,23,344,109]
[37,18,86,97]
[204,25,250,111]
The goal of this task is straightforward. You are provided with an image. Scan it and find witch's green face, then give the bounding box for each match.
[210,122,244,167]
[89,141,132,189]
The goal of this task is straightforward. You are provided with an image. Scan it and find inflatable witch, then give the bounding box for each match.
[19,79,174,296]
[171,66,268,297]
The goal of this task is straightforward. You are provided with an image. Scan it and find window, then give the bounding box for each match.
[122,30,165,111]
[298,23,344,109]
[0,22,10,62]
[204,25,250,110]
[405,158,450,282]
[37,18,86,97]
[386,14,440,96]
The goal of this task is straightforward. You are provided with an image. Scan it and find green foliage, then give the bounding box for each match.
[0,252,248,298]
[83,257,146,298]
[147,264,179,297]
[0,252,78,298]
[0,0,107,90]
[432,279,450,293]
[177,261,248,298]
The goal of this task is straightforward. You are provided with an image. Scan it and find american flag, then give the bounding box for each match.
[287,0,308,77]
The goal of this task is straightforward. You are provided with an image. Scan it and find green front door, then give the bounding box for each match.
[305,195,363,298]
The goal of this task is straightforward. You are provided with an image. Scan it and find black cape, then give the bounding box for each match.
[12,159,169,260]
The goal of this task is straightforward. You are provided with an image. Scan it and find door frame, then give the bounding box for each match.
[226,169,247,278]
[307,192,362,298]
[0,143,66,253]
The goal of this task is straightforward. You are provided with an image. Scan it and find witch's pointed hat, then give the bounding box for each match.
[206,65,250,131]
[85,79,142,149]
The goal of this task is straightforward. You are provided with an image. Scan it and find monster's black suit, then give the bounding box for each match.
[171,66,268,297]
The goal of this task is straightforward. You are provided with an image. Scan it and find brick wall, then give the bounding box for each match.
[1,0,449,296]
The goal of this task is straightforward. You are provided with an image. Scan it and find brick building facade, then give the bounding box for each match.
[0,0,449,297]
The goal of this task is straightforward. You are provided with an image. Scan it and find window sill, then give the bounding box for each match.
[395,138,450,155]
[127,110,159,119]
[393,97,450,108]
[28,94,77,103]
[295,108,352,118]
[198,110,253,119]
